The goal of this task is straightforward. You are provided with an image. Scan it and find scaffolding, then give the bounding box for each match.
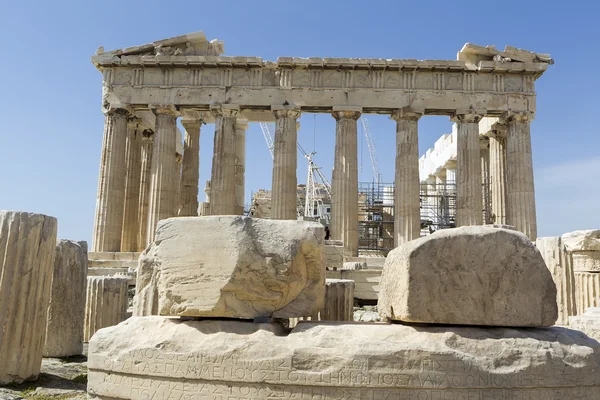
[357,181,459,252]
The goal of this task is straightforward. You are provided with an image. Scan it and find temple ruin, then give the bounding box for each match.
[90,31,552,259]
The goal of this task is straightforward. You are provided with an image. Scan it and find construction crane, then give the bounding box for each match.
[259,122,331,222]
[360,117,382,184]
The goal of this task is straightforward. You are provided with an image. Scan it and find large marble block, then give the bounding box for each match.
[134,216,325,318]
[44,240,88,357]
[378,226,558,327]
[0,211,58,384]
[88,317,600,399]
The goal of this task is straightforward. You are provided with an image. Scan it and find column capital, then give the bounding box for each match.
[390,108,424,121]
[451,109,486,124]
[181,119,203,132]
[480,136,490,150]
[127,117,143,130]
[210,104,240,118]
[332,106,362,121]
[150,105,179,117]
[272,105,301,120]
[503,111,535,123]
[235,118,249,131]
[104,107,130,117]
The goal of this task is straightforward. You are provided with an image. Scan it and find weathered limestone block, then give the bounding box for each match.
[44,240,88,357]
[321,279,354,321]
[323,240,344,270]
[563,230,600,272]
[536,236,577,325]
[88,317,600,399]
[575,272,600,315]
[135,216,325,318]
[569,307,600,342]
[84,276,129,342]
[0,211,58,384]
[378,226,557,327]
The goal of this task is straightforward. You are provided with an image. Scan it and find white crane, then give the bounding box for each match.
[259,122,331,222]
[360,117,382,184]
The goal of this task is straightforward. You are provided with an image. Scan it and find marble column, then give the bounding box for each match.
[179,119,201,217]
[92,108,129,252]
[120,119,142,252]
[146,107,178,245]
[174,153,183,216]
[480,137,491,224]
[489,127,507,225]
[391,108,422,247]
[271,106,300,220]
[209,105,239,215]
[505,112,537,240]
[451,112,484,226]
[331,107,361,257]
[235,119,248,215]
[137,130,154,251]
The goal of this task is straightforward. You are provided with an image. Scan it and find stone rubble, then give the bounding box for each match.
[0,211,58,385]
[44,240,88,357]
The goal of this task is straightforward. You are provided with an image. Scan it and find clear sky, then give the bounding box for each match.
[1,0,598,244]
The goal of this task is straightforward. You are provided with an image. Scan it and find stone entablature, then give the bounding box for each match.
[93,38,549,117]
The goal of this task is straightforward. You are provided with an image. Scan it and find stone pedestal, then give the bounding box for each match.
[391,108,422,247]
[88,317,600,399]
[536,236,577,325]
[147,108,178,245]
[331,108,361,257]
[235,119,248,215]
[505,112,537,240]
[136,130,154,251]
[452,112,483,227]
[121,119,142,252]
[0,211,58,384]
[179,119,201,217]
[84,276,129,342]
[44,240,88,358]
[92,109,129,252]
[489,128,507,225]
[271,107,300,220]
[321,279,354,321]
[209,105,239,215]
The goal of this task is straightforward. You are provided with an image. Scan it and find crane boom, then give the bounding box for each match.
[361,117,382,183]
[259,122,275,159]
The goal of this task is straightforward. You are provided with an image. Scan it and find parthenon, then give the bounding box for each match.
[90,30,552,256]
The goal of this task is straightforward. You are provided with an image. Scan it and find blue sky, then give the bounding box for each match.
[1,0,598,244]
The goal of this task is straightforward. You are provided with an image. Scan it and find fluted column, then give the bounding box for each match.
[271,106,301,220]
[480,137,491,224]
[0,211,57,384]
[209,105,239,215]
[136,130,154,251]
[332,108,361,257]
[235,119,248,215]
[179,119,202,217]
[174,153,183,215]
[391,108,422,247]
[84,276,129,342]
[146,107,178,245]
[120,119,142,251]
[92,108,129,252]
[451,112,484,226]
[505,112,537,240]
[489,127,507,225]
